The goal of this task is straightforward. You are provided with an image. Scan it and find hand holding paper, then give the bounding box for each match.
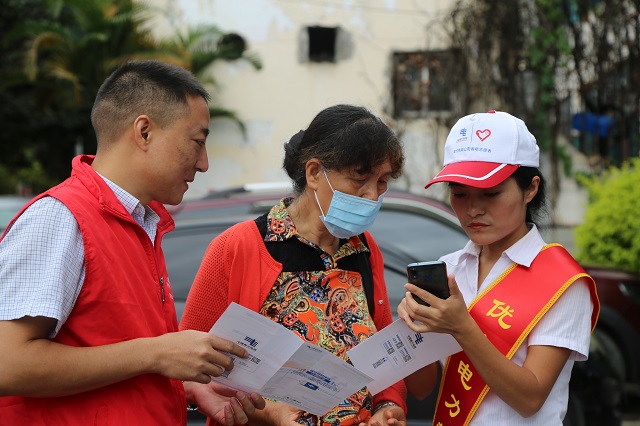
[208,303,462,415]
[208,303,372,416]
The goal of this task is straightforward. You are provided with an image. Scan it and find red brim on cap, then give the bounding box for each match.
[425,161,519,189]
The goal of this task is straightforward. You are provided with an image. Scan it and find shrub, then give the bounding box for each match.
[574,158,640,274]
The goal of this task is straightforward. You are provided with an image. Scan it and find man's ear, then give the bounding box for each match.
[133,115,152,151]
[305,159,322,191]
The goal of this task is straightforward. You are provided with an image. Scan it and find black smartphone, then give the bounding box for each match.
[406,261,450,306]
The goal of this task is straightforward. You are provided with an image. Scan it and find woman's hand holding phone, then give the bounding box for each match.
[400,267,476,339]
[406,261,450,306]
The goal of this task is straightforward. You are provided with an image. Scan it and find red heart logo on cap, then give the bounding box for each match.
[476,129,491,141]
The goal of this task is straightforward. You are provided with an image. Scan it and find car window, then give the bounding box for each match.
[0,211,15,230]
[370,209,467,319]
[165,204,467,323]
[0,197,32,231]
[163,222,237,320]
[371,210,467,264]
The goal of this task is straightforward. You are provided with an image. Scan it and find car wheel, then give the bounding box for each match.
[569,328,625,426]
[563,390,586,426]
[592,328,626,381]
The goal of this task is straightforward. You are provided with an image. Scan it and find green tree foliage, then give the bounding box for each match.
[448,0,640,213]
[564,0,639,169]
[153,26,262,134]
[0,0,54,194]
[448,0,572,209]
[9,0,158,189]
[574,158,640,273]
[0,0,260,194]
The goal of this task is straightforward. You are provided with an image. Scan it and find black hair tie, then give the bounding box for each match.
[288,129,306,151]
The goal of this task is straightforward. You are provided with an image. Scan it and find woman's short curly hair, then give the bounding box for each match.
[283,104,404,194]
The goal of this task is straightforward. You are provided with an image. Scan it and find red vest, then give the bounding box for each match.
[0,155,186,425]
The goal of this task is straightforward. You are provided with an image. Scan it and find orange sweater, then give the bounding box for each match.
[180,219,407,424]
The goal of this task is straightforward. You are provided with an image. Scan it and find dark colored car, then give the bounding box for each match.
[164,185,637,426]
[581,266,640,413]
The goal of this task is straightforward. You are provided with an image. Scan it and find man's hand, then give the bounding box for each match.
[149,330,248,383]
[185,381,265,426]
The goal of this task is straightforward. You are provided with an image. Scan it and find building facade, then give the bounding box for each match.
[146,0,591,226]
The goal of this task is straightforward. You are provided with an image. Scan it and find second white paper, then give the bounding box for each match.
[209,302,373,415]
[347,319,462,394]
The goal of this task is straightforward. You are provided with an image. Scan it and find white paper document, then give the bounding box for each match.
[208,303,373,416]
[347,319,462,394]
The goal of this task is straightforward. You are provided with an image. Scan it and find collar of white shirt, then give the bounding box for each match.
[451,223,547,268]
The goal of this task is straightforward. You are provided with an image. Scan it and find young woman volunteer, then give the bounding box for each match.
[398,111,599,425]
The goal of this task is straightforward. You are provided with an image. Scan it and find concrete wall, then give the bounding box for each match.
[144,0,457,197]
[143,0,591,226]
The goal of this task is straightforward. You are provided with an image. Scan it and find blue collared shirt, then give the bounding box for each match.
[0,174,160,337]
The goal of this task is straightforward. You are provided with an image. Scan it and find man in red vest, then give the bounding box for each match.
[0,60,265,425]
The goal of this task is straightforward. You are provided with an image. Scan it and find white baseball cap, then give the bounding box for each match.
[425,110,540,189]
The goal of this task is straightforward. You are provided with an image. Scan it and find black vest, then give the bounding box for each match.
[254,212,375,316]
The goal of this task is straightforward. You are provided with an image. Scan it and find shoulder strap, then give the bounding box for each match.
[357,232,375,317]
[254,213,375,316]
[254,212,269,236]
[433,244,598,426]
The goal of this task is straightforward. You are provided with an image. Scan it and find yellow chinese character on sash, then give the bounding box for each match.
[457,360,472,390]
[436,423,443,426]
[486,299,514,329]
[445,394,460,417]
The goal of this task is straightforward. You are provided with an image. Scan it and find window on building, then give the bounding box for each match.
[307,26,338,62]
[392,50,456,118]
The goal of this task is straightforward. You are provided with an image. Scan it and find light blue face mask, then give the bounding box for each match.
[314,169,385,238]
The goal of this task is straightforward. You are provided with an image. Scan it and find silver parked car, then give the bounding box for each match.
[163,185,628,426]
[0,195,32,231]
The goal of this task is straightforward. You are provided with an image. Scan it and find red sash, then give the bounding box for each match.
[432,245,599,426]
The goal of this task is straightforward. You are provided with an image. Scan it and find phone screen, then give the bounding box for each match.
[406,261,449,305]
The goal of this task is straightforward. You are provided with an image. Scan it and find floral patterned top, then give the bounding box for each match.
[258,198,378,426]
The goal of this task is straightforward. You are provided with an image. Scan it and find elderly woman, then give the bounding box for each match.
[180,104,407,426]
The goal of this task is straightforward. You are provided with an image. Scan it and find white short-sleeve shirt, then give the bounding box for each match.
[439,224,594,426]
